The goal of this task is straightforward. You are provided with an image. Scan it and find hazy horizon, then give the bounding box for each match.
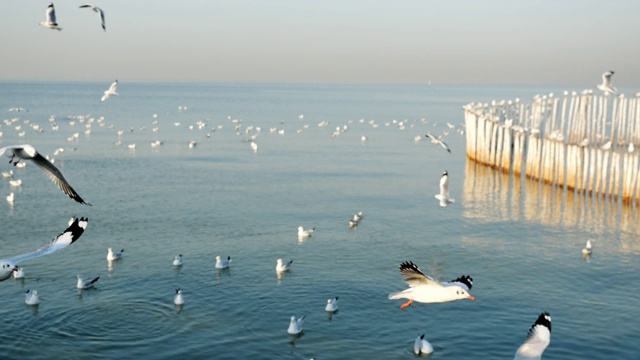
[2,1,638,87]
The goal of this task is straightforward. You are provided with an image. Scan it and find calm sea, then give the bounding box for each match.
[0,82,639,359]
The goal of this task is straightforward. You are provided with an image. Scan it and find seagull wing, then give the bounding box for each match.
[399,261,441,288]
[108,80,118,93]
[442,275,473,291]
[47,4,57,24]
[7,217,89,265]
[515,312,551,360]
[440,139,451,153]
[30,152,91,205]
[98,8,106,31]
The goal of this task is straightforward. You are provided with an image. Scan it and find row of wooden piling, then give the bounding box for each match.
[464,91,640,204]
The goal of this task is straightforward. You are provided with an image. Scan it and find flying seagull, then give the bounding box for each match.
[0,145,91,205]
[597,71,617,95]
[435,170,455,207]
[40,3,62,31]
[101,80,118,102]
[425,132,451,153]
[0,217,89,281]
[79,4,106,31]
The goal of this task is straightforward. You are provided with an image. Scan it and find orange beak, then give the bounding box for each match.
[468,295,476,301]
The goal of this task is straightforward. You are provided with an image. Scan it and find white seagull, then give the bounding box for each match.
[25,290,40,305]
[215,255,231,269]
[1,169,13,178]
[39,3,62,31]
[353,211,363,221]
[596,71,617,95]
[582,240,592,256]
[0,145,91,205]
[388,261,475,309]
[76,274,99,289]
[287,315,305,335]
[79,4,106,31]
[435,170,455,207]
[425,132,451,153]
[325,297,339,312]
[173,254,183,267]
[276,258,292,272]
[6,192,14,205]
[514,312,552,360]
[101,80,119,102]
[414,334,434,356]
[107,248,124,261]
[0,217,89,282]
[174,288,184,305]
[13,266,25,279]
[298,226,315,238]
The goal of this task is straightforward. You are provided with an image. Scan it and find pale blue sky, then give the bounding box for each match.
[2,1,638,85]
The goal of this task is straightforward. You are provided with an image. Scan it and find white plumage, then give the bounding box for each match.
[287,315,305,335]
[514,312,552,360]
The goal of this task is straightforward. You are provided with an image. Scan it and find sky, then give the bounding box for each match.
[1,1,639,86]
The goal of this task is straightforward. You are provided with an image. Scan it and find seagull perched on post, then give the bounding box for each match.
[0,144,91,205]
[101,80,118,102]
[0,217,89,282]
[597,71,617,95]
[79,4,106,31]
[39,3,62,31]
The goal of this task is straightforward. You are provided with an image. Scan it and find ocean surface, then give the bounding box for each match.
[1,82,639,359]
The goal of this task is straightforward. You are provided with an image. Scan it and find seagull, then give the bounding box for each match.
[425,132,451,153]
[348,218,359,228]
[514,312,552,360]
[9,179,22,187]
[250,142,258,153]
[325,297,339,312]
[0,217,89,281]
[25,290,40,306]
[39,3,62,31]
[107,248,124,261]
[215,255,231,269]
[173,254,183,267]
[582,240,592,256]
[174,288,184,305]
[1,169,13,178]
[276,258,292,272]
[353,211,363,221]
[13,266,25,279]
[597,71,617,95]
[298,226,315,238]
[76,274,99,289]
[435,171,455,207]
[287,315,305,335]
[388,261,475,309]
[0,145,91,205]
[414,334,434,356]
[79,4,106,31]
[101,80,118,102]
[6,192,14,205]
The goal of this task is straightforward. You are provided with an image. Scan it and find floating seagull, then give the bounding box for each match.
[174,289,184,305]
[0,145,91,205]
[13,266,24,279]
[596,71,617,95]
[9,179,22,187]
[414,334,434,356]
[107,248,124,261]
[287,315,305,335]
[79,4,106,31]
[0,217,89,281]
[1,169,13,178]
[514,312,552,360]
[325,297,339,312]
[250,142,258,153]
[298,226,315,238]
[25,290,40,306]
[388,261,475,309]
[76,274,99,289]
[276,258,292,272]
[6,192,14,205]
[215,255,231,269]
[582,240,592,256]
[39,3,62,31]
[173,254,183,267]
[435,171,455,207]
[101,80,118,102]
[348,218,359,228]
[425,132,451,153]
[353,211,363,221]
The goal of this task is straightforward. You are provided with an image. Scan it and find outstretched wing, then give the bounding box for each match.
[7,217,89,264]
[31,152,91,205]
[442,275,473,291]
[398,261,440,288]
[514,312,551,360]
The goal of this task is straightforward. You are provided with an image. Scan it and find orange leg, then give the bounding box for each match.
[400,298,414,310]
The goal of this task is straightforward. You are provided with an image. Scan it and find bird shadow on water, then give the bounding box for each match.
[288,332,304,347]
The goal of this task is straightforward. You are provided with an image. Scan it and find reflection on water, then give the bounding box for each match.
[463,160,640,253]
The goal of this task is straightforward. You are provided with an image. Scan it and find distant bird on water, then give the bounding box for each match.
[107,248,124,261]
[276,258,292,272]
[173,254,183,267]
[39,3,62,31]
[0,144,91,205]
[597,71,617,95]
[582,240,592,256]
[77,274,99,289]
[79,4,106,31]
[174,289,184,305]
[287,315,305,335]
[414,334,433,356]
[215,256,231,269]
